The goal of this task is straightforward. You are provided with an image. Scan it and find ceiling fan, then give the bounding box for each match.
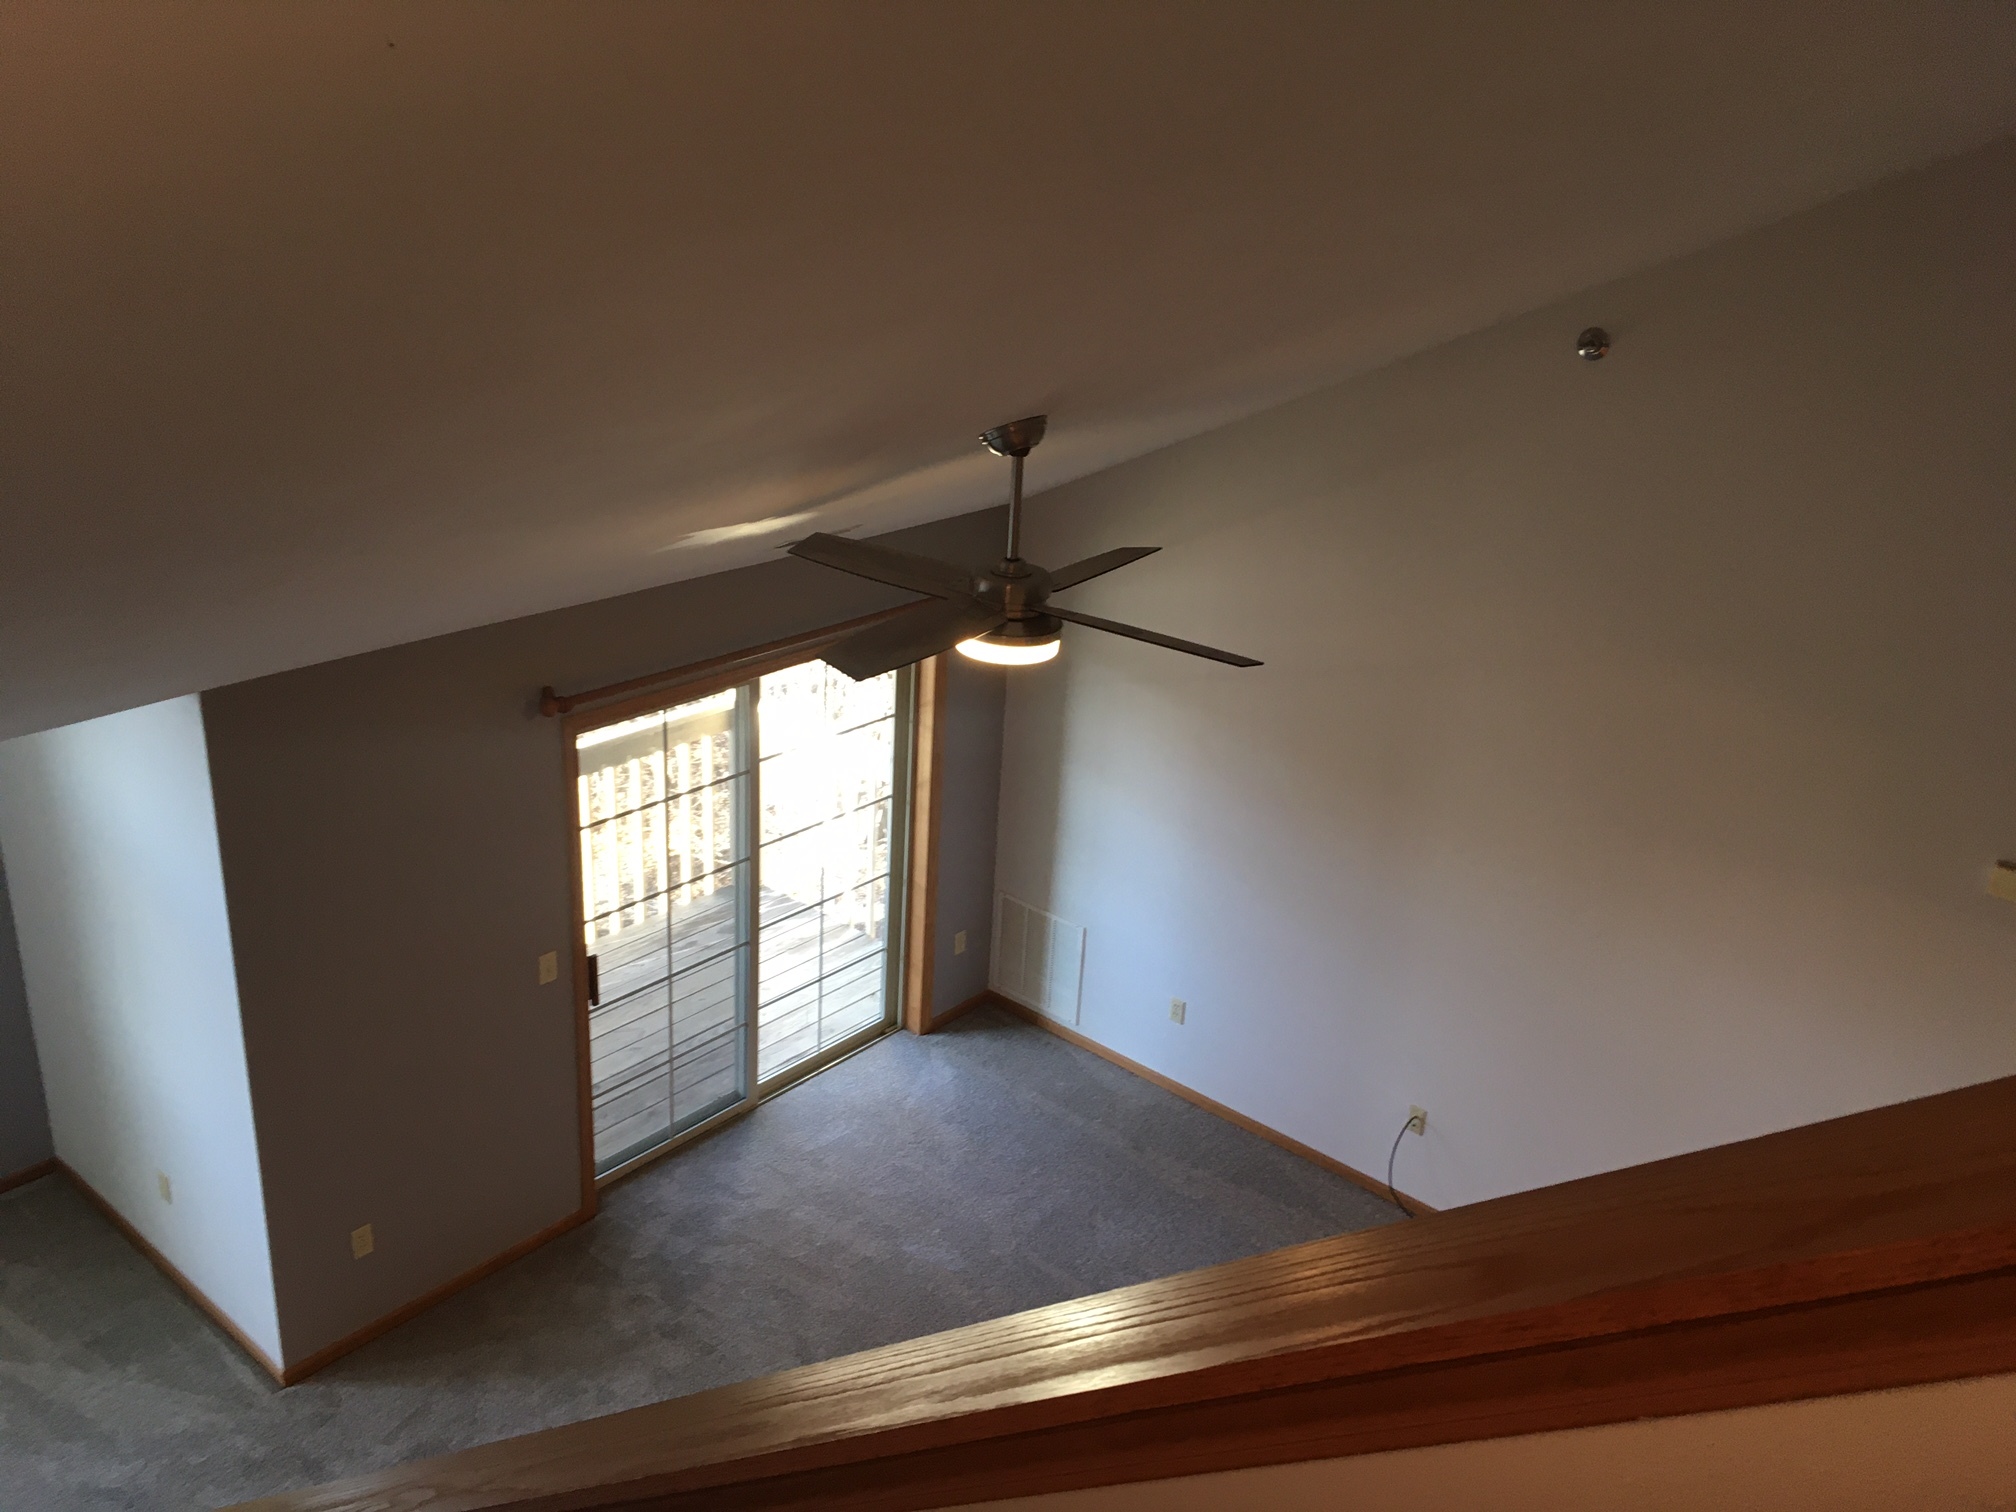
[788,415,1262,682]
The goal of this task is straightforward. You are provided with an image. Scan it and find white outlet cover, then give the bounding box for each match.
[954,930,967,955]
[537,951,559,985]
[1170,998,1187,1023]
[351,1223,375,1259]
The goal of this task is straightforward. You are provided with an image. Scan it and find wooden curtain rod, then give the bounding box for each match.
[538,605,914,718]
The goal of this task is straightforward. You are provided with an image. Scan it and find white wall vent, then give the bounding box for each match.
[991,893,1085,1026]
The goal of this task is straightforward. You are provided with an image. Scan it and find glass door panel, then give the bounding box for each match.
[577,689,750,1174]
[755,663,903,1084]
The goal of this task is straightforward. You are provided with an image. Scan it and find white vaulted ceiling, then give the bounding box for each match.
[3,2,2014,736]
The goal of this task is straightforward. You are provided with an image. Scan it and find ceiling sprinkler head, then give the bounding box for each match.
[1577,327,1611,360]
[980,415,1048,457]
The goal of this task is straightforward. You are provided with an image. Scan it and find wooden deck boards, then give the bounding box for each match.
[589,884,890,1169]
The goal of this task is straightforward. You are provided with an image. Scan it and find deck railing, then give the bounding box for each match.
[578,696,739,945]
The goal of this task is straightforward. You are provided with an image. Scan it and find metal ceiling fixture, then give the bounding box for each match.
[1577,326,1611,360]
[788,415,1263,681]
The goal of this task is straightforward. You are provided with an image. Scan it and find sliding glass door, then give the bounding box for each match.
[574,662,908,1177]
[754,661,904,1083]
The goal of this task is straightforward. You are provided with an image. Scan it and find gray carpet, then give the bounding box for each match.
[0,1007,1400,1509]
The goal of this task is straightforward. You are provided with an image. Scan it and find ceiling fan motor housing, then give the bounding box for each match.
[974,613,1062,646]
[975,561,1054,618]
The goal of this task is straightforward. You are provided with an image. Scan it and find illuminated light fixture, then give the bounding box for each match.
[957,611,1062,665]
[957,632,1060,665]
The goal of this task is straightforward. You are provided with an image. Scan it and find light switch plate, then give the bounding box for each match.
[351,1223,375,1260]
[537,951,559,985]
[953,930,967,956]
[157,1172,172,1204]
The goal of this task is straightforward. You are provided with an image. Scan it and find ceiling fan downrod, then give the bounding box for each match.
[979,414,1047,576]
[966,415,1062,661]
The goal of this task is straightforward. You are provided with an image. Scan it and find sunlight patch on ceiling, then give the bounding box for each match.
[661,510,820,552]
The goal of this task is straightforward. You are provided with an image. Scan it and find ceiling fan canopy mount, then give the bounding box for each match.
[978,414,1048,458]
[787,415,1260,680]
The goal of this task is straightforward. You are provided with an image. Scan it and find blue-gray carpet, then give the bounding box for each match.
[0,1007,1400,1509]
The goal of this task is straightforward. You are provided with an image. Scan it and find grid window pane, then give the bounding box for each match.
[577,687,749,1174]
[756,893,827,1009]
[755,663,899,1081]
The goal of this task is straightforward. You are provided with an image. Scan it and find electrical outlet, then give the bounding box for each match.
[1407,1106,1428,1136]
[1169,998,1187,1024]
[351,1223,375,1260]
[537,951,559,985]
[953,930,968,956]
[157,1172,172,1204]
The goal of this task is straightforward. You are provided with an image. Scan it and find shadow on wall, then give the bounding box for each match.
[0,858,53,1182]
[933,652,1010,1011]
[992,652,1072,934]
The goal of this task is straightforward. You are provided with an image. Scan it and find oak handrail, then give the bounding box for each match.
[233,1067,2016,1511]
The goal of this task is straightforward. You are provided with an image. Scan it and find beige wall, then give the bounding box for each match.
[956,1371,2016,1512]
[995,139,2016,1210]
[202,509,1005,1366]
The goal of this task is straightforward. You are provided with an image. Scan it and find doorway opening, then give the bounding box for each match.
[572,661,911,1178]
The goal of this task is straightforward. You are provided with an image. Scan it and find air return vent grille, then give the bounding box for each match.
[991,893,1085,1026]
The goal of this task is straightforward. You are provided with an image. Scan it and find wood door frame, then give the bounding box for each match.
[563,644,928,1192]
[901,654,947,1035]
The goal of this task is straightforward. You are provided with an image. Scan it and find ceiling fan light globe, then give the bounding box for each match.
[956,634,1060,666]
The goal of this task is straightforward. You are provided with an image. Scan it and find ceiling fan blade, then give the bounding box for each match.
[1046,545,1160,592]
[823,598,1007,681]
[1047,606,1262,668]
[788,532,974,601]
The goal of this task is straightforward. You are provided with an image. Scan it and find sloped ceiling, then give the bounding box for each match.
[3,2,2013,737]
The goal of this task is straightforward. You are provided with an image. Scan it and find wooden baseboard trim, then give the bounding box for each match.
[278,1203,592,1384]
[0,1161,56,1193]
[924,988,994,1035]
[57,1161,288,1385]
[62,1162,593,1388]
[988,994,1433,1214]
[0,1156,57,1197]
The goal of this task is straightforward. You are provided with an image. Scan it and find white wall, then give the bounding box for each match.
[0,696,281,1361]
[995,139,2016,1210]
[955,1371,2016,1512]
